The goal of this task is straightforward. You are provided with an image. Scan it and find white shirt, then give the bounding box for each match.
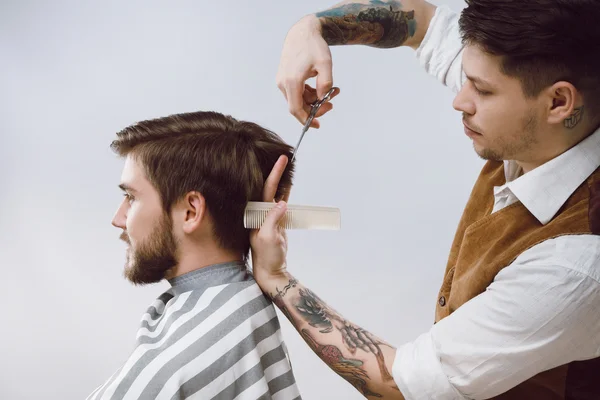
[392,6,600,400]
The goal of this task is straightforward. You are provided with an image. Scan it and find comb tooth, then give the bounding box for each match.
[286,209,293,229]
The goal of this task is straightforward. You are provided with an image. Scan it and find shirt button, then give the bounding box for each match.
[438,296,446,307]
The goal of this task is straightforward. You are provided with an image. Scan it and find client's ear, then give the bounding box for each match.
[180,191,207,234]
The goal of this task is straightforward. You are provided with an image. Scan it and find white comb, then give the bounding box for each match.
[243,202,341,230]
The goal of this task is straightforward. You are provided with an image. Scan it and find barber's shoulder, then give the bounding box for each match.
[517,235,600,283]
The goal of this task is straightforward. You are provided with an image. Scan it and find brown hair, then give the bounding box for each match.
[459,0,600,122]
[111,111,295,259]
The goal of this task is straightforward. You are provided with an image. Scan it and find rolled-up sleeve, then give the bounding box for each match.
[393,331,465,400]
[415,5,465,94]
[392,236,600,399]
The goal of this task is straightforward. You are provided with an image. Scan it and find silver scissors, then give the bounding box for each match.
[290,87,337,162]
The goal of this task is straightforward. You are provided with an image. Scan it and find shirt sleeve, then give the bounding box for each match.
[415,5,465,94]
[392,235,600,400]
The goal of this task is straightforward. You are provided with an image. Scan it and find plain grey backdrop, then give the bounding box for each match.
[1,0,481,399]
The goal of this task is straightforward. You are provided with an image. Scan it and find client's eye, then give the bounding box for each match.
[124,193,135,203]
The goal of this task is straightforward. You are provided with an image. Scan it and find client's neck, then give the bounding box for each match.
[168,242,243,278]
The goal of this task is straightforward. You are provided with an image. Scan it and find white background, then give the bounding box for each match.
[0,1,482,399]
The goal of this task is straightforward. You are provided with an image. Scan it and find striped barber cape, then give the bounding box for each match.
[87,261,301,400]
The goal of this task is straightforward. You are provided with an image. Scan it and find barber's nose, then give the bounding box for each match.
[452,86,475,115]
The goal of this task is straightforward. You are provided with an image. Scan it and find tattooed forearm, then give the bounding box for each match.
[302,329,383,398]
[270,277,298,323]
[271,277,298,302]
[316,1,416,48]
[266,276,401,398]
[295,288,395,382]
[564,106,585,129]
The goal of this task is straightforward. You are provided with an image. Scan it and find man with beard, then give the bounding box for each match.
[86,111,301,400]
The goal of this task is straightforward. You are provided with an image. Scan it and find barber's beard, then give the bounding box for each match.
[475,111,539,162]
[120,214,178,285]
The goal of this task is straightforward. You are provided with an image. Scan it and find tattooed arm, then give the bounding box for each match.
[264,273,402,399]
[250,158,404,398]
[277,0,436,126]
[316,0,436,49]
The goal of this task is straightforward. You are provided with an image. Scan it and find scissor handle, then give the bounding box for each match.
[305,87,337,127]
[310,87,337,108]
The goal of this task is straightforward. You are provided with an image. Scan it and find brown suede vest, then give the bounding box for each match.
[435,160,600,399]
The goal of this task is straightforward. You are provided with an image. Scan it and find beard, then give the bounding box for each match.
[120,213,178,285]
[471,111,539,161]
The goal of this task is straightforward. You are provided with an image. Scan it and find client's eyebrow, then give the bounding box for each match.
[119,183,138,193]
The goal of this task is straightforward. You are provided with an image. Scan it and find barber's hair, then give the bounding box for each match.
[460,0,600,122]
[111,111,295,259]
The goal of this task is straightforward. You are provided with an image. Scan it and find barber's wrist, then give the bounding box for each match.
[254,268,293,295]
[298,14,323,37]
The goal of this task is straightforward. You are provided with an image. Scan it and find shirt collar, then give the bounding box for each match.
[499,127,600,225]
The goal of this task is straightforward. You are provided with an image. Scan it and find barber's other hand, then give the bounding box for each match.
[250,156,291,284]
[276,15,340,128]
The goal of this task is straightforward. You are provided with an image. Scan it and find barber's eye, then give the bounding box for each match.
[474,86,491,96]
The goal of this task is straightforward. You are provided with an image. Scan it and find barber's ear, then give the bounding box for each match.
[547,81,580,127]
[181,191,207,234]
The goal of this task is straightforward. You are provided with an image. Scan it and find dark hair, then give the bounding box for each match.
[460,0,600,122]
[111,111,295,259]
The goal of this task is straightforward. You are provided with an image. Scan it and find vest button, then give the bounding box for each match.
[438,296,446,307]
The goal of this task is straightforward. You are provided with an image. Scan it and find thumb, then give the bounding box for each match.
[316,62,333,99]
[261,201,288,232]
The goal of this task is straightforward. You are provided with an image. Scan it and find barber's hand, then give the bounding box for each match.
[250,156,291,284]
[276,15,340,128]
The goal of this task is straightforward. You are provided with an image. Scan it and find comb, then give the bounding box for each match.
[243,202,341,230]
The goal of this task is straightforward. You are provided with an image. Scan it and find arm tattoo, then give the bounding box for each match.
[564,106,585,129]
[270,277,298,322]
[301,329,383,398]
[316,1,416,48]
[269,278,398,395]
[295,289,395,382]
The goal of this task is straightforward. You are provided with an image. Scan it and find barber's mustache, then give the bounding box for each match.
[462,114,483,134]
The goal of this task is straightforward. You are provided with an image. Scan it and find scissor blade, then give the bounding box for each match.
[291,125,310,162]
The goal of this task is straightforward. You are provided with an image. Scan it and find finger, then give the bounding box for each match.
[315,60,334,99]
[261,201,288,232]
[329,87,341,100]
[307,85,340,103]
[279,184,291,203]
[285,80,310,124]
[313,102,333,118]
[303,85,318,105]
[263,156,289,202]
[277,81,288,102]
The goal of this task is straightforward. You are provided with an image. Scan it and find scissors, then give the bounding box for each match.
[290,87,337,162]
